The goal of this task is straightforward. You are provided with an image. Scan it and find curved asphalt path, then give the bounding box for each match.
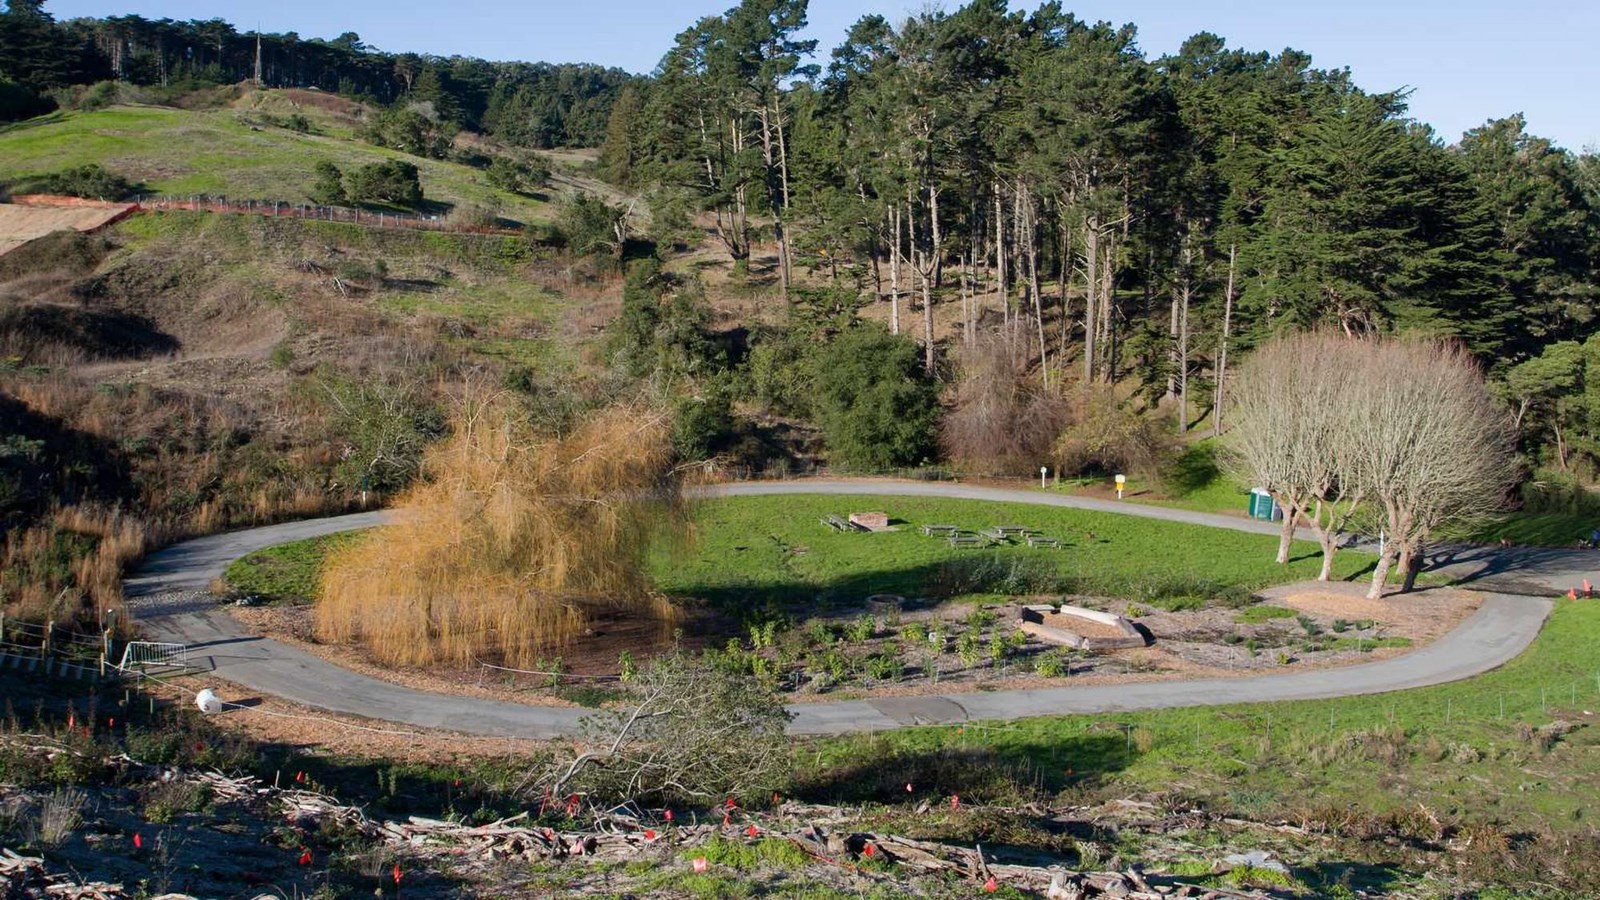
[122,479,1571,738]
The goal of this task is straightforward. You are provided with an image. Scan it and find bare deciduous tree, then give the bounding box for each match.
[940,334,1069,476]
[1345,339,1516,598]
[1227,332,1514,595]
[1223,331,1355,570]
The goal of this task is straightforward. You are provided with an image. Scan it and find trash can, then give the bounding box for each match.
[1248,488,1282,521]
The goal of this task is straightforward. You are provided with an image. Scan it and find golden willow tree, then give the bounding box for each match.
[315,394,686,668]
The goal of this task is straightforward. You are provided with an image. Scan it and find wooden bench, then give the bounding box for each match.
[948,533,988,548]
[978,527,1011,542]
[994,525,1034,537]
[1026,535,1063,549]
[921,524,960,536]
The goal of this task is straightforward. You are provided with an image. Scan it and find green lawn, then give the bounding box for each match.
[1453,511,1596,548]
[224,532,359,603]
[649,494,1369,617]
[0,105,552,225]
[227,494,1368,613]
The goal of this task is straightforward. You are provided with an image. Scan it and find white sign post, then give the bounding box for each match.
[1114,473,1126,500]
[1040,466,1048,489]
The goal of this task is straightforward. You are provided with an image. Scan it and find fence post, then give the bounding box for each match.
[43,620,53,659]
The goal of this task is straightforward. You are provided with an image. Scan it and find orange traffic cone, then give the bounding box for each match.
[1568,588,1578,601]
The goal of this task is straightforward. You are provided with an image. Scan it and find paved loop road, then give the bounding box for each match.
[122,480,1569,737]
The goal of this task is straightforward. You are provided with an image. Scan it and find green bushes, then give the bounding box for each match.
[1053,382,1171,479]
[744,331,814,417]
[309,160,347,204]
[556,191,626,258]
[484,155,549,194]
[33,163,135,200]
[301,369,443,493]
[672,386,736,461]
[810,326,939,470]
[345,159,423,208]
[308,159,424,208]
[608,260,726,379]
[1519,467,1600,516]
[362,104,455,159]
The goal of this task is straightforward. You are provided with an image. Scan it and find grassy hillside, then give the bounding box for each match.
[0,100,554,225]
[0,206,617,623]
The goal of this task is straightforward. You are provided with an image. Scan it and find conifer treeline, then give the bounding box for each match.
[0,0,636,147]
[601,0,1600,441]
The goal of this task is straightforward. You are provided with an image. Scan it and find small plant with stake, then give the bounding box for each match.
[844,616,875,644]
[957,632,981,670]
[1034,650,1067,678]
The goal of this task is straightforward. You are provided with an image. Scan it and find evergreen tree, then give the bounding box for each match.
[1457,115,1600,359]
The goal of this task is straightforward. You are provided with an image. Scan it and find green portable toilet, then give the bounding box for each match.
[1248,488,1281,521]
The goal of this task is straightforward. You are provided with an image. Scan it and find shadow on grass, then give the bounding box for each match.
[1291,860,1405,896]
[0,111,67,135]
[794,730,1133,806]
[1162,443,1221,498]
[676,556,1058,625]
[674,554,1261,627]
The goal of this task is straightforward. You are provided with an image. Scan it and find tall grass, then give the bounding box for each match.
[1,504,147,625]
[316,393,686,667]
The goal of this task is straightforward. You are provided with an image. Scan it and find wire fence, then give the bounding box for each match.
[133,194,526,237]
[0,612,116,674]
[926,668,1600,769]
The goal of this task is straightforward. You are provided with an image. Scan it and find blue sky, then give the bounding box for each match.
[46,0,1599,151]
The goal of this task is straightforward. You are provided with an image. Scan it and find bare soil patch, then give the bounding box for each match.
[1256,580,1479,640]
[1036,611,1132,641]
[141,669,555,760]
[0,202,134,256]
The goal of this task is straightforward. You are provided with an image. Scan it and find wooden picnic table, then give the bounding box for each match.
[948,533,988,548]
[921,524,959,536]
[1025,535,1063,548]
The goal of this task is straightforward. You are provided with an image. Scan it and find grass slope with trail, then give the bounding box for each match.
[1,176,619,627]
[0,98,553,225]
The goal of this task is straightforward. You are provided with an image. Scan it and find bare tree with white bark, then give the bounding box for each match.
[1344,339,1516,598]
[1227,332,1514,596]
[1223,331,1359,573]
